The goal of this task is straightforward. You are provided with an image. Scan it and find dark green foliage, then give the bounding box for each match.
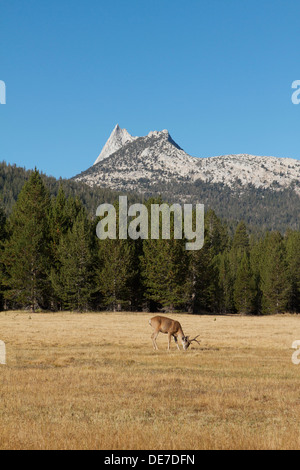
[218,250,237,313]
[218,221,250,314]
[97,239,136,311]
[0,168,299,314]
[140,197,190,312]
[134,178,300,233]
[0,161,299,233]
[285,231,300,312]
[0,161,140,217]
[218,250,235,313]
[260,233,291,314]
[142,238,189,312]
[2,170,51,311]
[232,221,250,252]
[50,209,95,311]
[190,210,229,313]
[0,205,7,309]
[249,239,264,314]
[234,253,256,314]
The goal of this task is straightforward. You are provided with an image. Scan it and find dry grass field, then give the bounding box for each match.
[1,311,300,450]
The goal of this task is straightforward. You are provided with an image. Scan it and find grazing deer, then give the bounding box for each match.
[149,315,200,351]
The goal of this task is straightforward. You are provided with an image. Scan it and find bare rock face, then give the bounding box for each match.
[75,125,300,198]
[94,124,138,165]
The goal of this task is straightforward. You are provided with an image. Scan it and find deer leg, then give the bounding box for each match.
[173,335,180,350]
[151,331,159,350]
[167,332,172,351]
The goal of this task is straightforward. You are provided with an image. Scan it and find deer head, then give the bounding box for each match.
[183,335,201,350]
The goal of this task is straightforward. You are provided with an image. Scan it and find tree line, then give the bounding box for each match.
[0,161,139,216]
[1,160,299,234]
[0,170,299,314]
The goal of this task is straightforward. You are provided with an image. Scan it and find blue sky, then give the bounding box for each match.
[0,0,300,179]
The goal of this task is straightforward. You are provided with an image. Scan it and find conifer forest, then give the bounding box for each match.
[0,169,299,315]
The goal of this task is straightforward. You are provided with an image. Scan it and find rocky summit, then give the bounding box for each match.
[74,125,300,196]
[72,125,300,230]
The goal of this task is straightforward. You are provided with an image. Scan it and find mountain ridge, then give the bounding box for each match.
[74,125,300,197]
[70,125,300,231]
[0,160,298,233]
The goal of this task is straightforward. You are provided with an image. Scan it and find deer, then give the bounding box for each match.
[149,315,200,351]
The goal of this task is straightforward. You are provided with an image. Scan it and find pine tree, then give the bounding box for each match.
[138,196,190,311]
[0,205,7,310]
[95,196,139,311]
[2,170,51,311]
[218,220,251,314]
[50,210,95,311]
[97,238,136,311]
[260,232,290,314]
[232,221,250,253]
[285,231,300,312]
[142,237,189,312]
[187,210,229,313]
[205,209,229,256]
[189,238,220,313]
[49,187,85,310]
[234,252,256,314]
[188,246,212,313]
[249,239,265,314]
[49,186,70,250]
[218,250,236,313]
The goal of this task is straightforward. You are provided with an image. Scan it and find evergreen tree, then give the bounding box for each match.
[285,231,300,312]
[249,239,265,314]
[205,209,229,256]
[142,237,189,311]
[0,205,7,310]
[232,221,250,253]
[49,186,70,250]
[188,210,229,313]
[95,197,138,311]
[2,170,51,311]
[218,220,251,313]
[138,196,190,312]
[218,250,236,313]
[50,209,95,311]
[188,245,214,313]
[260,232,290,314]
[97,238,136,311]
[49,187,86,309]
[234,252,256,314]
[1,166,299,316]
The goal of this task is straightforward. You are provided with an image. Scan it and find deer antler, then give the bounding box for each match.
[189,335,201,346]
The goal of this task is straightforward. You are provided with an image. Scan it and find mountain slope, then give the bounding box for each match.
[0,161,140,216]
[72,126,300,231]
[75,126,300,194]
[94,124,138,165]
[0,159,298,233]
